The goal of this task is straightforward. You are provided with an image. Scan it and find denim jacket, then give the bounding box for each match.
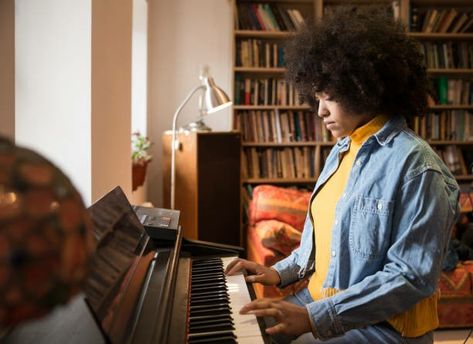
[272,116,460,339]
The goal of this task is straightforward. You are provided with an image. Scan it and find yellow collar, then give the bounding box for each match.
[350,114,390,145]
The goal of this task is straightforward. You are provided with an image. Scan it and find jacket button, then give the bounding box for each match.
[377,202,383,210]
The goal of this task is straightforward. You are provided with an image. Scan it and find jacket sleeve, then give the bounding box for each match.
[272,214,315,288]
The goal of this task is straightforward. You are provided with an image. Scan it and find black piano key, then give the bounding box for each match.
[192,261,222,267]
[192,263,223,270]
[191,275,225,282]
[189,317,234,328]
[189,313,233,323]
[191,280,226,287]
[190,296,229,306]
[190,306,231,316]
[189,324,235,335]
[192,258,222,264]
[188,336,237,344]
[191,284,227,293]
[191,271,224,277]
[190,291,228,300]
[188,330,236,340]
[190,302,231,310]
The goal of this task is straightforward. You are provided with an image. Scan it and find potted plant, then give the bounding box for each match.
[131,132,152,191]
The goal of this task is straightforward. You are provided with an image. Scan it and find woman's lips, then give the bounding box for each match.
[324,122,336,130]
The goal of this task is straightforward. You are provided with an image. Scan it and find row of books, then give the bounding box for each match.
[236,3,306,32]
[410,111,473,141]
[410,8,473,33]
[242,147,317,179]
[420,42,473,69]
[324,2,399,21]
[234,76,301,106]
[431,77,473,105]
[235,110,333,143]
[236,39,285,68]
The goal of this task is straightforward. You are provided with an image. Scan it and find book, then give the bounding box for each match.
[423,9,439,33]
[451,12,469,33]
[438,8,458,33]
[460,16,473,33]
[431,9,448,33]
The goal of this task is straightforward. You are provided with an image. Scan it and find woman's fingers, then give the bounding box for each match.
[223,258,241,274]
[225,258,259,276]
[265,322,285,335]
[240,298,277,313]
[224,259,244,275]
[239,299,312,337]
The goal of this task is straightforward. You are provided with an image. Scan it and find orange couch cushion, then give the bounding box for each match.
[249,185,311,230]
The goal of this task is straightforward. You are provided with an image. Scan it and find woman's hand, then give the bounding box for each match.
[240,298,312,337]
[224,258,281,286]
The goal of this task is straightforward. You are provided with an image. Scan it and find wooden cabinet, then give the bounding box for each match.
[162,131,242,246]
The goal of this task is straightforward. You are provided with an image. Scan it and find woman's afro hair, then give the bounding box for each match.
[284,5,430,118]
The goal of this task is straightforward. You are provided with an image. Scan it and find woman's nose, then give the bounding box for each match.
[317,102,329,118]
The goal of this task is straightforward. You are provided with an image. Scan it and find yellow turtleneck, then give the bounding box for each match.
[308,114,439,337]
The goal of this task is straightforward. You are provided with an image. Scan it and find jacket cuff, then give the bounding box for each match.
[305,304,319,339]
[306,298,345,340]
[271,262,300,288]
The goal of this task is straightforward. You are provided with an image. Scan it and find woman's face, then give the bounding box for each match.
[315,92,375,139]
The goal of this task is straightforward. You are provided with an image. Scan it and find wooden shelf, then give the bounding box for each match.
[233,105,310,110]
[411,0,473,6]
[408,33,473,40]
[235,30,293,39]
[234,67,286,73]
[243,178,318,184]
[242,141,335,147]
[429,105,473,110]
[427,69,473,75]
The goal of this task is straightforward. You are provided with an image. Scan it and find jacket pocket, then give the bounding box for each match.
[349,196,394,259]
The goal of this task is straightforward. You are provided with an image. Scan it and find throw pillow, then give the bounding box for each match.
[249,185,311,230]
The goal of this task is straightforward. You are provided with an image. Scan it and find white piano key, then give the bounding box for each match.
[221,256,265,343]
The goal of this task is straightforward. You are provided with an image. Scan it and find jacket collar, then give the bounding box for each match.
[335,116,406,148]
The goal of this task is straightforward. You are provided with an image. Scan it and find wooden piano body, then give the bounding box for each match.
[2,187,266,344]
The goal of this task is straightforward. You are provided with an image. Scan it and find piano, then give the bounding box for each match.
[2,187,267,344]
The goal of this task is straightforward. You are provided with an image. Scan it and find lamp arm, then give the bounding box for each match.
[170,84,206,209]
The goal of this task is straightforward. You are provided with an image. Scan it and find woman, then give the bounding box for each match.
[226,6,460,344]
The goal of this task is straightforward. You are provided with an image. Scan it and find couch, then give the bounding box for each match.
[246,184,473,328]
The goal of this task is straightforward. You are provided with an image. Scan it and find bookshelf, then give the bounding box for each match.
[407,0,473,180]
[232,0,473,189]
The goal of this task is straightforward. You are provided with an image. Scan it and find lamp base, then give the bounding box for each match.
[181,120,212,132]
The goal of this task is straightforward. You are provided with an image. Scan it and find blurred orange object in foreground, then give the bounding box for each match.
[0,137,95,327]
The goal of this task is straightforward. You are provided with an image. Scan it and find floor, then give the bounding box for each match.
[434,329,473,344]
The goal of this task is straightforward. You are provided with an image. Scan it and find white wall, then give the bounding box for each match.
[15,0,133,206]
[130,0,148,205]
[15,0,93,203]
[147,0,234,207]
